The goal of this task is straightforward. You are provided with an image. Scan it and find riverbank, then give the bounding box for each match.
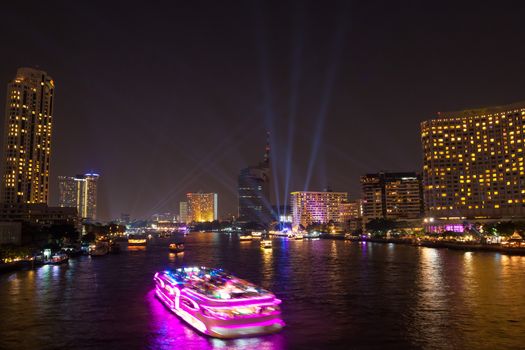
[0,260,41,273]
[416,240,525,255]
[321,234,525,255]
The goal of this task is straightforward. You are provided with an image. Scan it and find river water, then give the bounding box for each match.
[1,232,525,349]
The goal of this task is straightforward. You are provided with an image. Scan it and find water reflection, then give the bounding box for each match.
[411,247,453,348]
[2,234,525,349]
[168,252,185,263]
[128,246,147,251]
[260,244,274,288]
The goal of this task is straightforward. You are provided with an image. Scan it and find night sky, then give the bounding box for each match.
[1,1,525,221]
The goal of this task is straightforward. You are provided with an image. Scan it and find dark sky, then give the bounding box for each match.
[1,1,525,221]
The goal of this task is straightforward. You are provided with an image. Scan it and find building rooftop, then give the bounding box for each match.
[436,100,525,119]
[290,191,347,195]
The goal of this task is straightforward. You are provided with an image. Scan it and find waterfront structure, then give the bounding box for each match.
[272,205,292,223]
[58,173,99,221]
[154,221,178,232]
[186,192,218,223]
[1,68,54,204]
[152,212,175,222]
[361,172,423,221]
[421,100,525,219]
[0,222,22,245]
[237,135,271,224]
[179,201,188,223]
[120,213,130,225]
[290,191,348,228]
[0,203,78,226]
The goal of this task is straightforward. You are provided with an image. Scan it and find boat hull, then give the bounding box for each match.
[46,258,69,265]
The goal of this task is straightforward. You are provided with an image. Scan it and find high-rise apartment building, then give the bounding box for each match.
[361,172,423,221]
[421,100,525,218]
[58,173,99,221]
[1,68,54,204]
[290,191,348,228]
[186,192,218,223]
[238,134,271,224]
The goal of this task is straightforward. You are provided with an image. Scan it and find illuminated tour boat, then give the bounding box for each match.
[154,267,284,338]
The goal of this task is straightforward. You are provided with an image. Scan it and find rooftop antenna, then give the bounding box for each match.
[264,131,270,165]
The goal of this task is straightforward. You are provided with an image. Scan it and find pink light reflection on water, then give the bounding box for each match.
[146,289,285,350]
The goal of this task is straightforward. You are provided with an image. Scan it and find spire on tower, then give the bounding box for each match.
[264,131,270,164]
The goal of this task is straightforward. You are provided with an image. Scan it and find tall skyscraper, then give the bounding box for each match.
[179,201,188,223]
[290,191,348,228]
[361,172,423,221]
[421,100,525,219]
[1,68,54,204]
[238,134,271,224]
[58,173,99,221]
[186,192,218,223]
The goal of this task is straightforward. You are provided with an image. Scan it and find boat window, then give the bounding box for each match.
[180,296,198,310]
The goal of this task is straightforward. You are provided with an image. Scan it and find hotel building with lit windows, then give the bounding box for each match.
[290,191,348,228]
[361,172,424,222]
[1,68,54,204]
[421,100,525,220]
[58,173,99,221]
[186,192,218,223]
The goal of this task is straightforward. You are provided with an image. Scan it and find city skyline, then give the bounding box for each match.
[2,2,525,221]
[3,3,525,349]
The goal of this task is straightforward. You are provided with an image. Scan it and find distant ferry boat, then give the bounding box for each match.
[154,267,284,338]
[128,235,147,246]
[251,231,263,237]
[239,234,253,241]
[261,239,272,249]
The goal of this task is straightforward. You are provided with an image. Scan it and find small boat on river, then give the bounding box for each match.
[89,242,109,256]
[169,242,185,253]
[46,252,69,265]
[239,234,253,241]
